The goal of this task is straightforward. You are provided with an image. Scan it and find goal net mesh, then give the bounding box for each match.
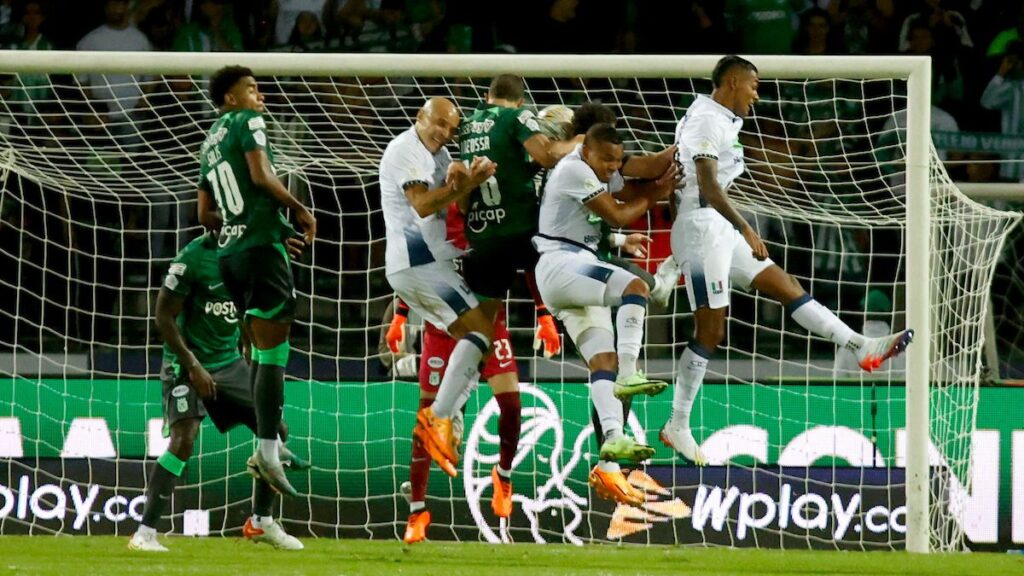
[0,60,1019,551]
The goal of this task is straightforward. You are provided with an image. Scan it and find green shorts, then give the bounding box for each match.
[160,358,254,434]
[218,242,296,323]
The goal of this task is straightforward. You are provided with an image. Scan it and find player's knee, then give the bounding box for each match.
[168,422,199,460]
[588,351,618,374]
[623,278,650,300]
[695,322,725,349]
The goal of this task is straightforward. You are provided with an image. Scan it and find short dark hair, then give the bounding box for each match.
[572,101,617,136]
[489,74,524,101]
[711,55,758,88]
[209,65,254,106]
[584,122,622,147]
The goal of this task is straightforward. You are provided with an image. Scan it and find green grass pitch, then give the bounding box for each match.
[0,537,1021,576]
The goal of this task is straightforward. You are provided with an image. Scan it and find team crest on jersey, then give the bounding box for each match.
[427,356,445,369]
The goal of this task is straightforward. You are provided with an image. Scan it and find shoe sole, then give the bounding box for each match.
[253,459,300,497]
[413,425,457,477]
[613,380,668,400]
[599,444,655,463]
[491,468,513,518]
[859,329,914,373]
[416,411,458,464]
[588,472,644,507]
[659,429,707,466]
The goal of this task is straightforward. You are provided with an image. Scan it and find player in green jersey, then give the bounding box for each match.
[458,75,580,340]
[129,232,309,552]
[196,65,315,497]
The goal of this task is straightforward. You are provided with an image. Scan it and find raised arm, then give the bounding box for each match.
[523,133,583,169]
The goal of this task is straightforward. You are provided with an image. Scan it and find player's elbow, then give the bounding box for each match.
[410,198,434,219]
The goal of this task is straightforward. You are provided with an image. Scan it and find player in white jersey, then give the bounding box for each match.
[534,123,676,506]
[380,97,497,475]
[661,55,915,465]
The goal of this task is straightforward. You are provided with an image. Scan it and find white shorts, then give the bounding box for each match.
[671,208,774,311]
[387,261,478,331]
[534,249,635,352]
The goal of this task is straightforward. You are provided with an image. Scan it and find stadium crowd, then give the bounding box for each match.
[0,0,1021,377]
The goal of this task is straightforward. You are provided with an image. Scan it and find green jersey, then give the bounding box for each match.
[460,102,542,244]
[161,234,242,371]
[198,108,294,256]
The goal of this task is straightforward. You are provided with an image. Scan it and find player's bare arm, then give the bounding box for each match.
[695,157,767,260]
[155,288,216,400]
[523,132,583,169]
[244,149,316,244]
[621,145,677,179]
[616,162,680,201]
[196,187,222,232]
[585,191,654,228]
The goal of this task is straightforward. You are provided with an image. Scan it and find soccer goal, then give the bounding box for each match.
[0,51,1018,553]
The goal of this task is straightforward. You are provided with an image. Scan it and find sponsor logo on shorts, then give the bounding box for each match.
[171,385,190,398]
[427,356,445,369]
[497,360,514,369]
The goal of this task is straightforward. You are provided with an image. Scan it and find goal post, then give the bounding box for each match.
[0,50,1015,552]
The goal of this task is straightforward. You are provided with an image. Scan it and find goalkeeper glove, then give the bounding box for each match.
[386,302,410,354]
[533,306,561,359]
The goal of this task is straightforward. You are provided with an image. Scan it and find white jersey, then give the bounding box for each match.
[534,144,623,254]
[674,94,745,214]
[380,128,460,275]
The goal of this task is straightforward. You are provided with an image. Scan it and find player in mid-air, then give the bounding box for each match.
[534,123,676,506]
[382,201,522,542]
[128,231,308,552]
[379,96,497,483]
[661,55,914,465]
[196,65,316,497]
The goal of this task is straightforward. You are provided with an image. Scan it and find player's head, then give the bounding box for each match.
[487,74,525,107]
[581,123,623,183]
[572,101,617,137]
[210,65,264,113]
[415,97,459,153]
[711,55,759,117]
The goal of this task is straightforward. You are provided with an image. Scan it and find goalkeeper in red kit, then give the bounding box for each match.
[383,202,549,543]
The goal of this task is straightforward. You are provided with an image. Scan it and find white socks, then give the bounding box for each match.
[590,370,623,442]
[410,501,425,513]
[136,524,156,536]
[671,344,710,429]
[252,515,274,528]
[259,438,280,466]
[616,295,648,379]
[788,294,862,348]
[432,332,489,419]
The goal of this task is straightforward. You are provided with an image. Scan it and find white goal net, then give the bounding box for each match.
[0,52,1018,552]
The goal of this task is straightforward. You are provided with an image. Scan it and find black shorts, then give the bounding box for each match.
[462,234,539,299]
[160,358,254,434]
[219,243,296,323]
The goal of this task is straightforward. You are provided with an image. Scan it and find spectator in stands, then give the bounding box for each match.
[173,0,242,52]
[76,0,152,124]
[825,0,895,54]
[274,0,328,47]
[794,7,842,55]
[0,0,19,45]
[333,0,411,52]
[281,10,325,52]
[981,40,1024,182]
[986,5,1024,58]
[137,0,183,50]
[4,1,53,122]
[904,16,964,115]
[724,0,802,55]
[898,0,973,53]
